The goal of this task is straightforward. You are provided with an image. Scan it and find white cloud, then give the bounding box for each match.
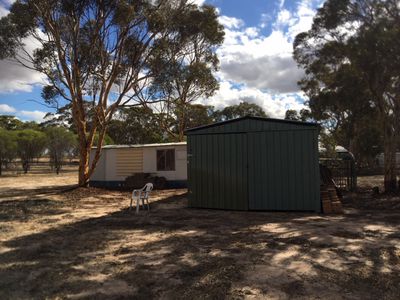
[0,5,8,17]
[218,15,244,29]
[216,25,302,94]
[0,103,16,113]
[191,0,206,6]
[219,54,303,93]
[0,59,44,93]
[18,110,47,122]
[286,0,321,41]
[0,103,47,122]
[260,13,272,29]
[205,0,325,114]
[198,80,306,118]
[0,3,46,93]
[275,9,295,30]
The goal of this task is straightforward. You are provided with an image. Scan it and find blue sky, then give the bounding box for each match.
[0,0,324,122]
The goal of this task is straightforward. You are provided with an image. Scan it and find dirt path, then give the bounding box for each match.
[0,173,399,299]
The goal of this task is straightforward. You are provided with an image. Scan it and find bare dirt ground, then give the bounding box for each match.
[0,172,399,299]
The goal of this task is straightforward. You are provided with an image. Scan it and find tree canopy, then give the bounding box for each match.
[0,0,224,186]
[293,0,400,192]
[0,128,17,175]
[45,126,76,174]
[214,101,268,122]
[15,129,47,173]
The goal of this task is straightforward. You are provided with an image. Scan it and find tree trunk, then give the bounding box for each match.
[383,120,397,193]
[77,127,107,187]
[23,160,29,174]
[78,144,90,187]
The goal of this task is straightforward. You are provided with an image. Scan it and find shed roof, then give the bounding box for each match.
[185,116,318,135]
[94,142,186,150]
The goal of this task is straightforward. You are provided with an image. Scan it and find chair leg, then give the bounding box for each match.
[136,198,140,214]
[147,198,150,211]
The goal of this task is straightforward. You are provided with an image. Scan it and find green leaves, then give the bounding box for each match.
[0,128,18,171]
[214,102,268,122]
[293,0,400,173]
[0,0,224,185]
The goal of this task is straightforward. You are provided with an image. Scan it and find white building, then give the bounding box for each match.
[375,152,400,168]
[89,142,187,188]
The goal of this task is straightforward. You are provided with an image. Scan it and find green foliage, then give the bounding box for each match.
[15,129,46,173]
[177,104,215,131]
[214,101,268,121]
[107,107,164,145]
[0,128,17,175]
[106,102,269,144]
[45,127,76,174]
[284,109,312,122]
[93,133,114,146]
[0,0,225,185]
[149,4,224,141]
[293,0,399,179]
[0,115,23,130]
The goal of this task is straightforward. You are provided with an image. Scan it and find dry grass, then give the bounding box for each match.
[0,172,399,299]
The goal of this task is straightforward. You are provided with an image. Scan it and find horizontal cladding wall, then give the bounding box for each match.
[188,119,316,135]
[188,134,248,210]
[115,148,143,177]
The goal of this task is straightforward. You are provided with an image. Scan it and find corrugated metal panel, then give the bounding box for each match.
[188,133,248,210]
[247,130,320,211]
[186,118,320,212]
[187,117,318,135]
[115,148,143,177]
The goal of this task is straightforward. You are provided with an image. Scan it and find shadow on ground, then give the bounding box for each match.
[0,190,399,299]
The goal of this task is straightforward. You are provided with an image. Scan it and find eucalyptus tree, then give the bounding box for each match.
[45,126,76,174]
[15,129,46,173]
[149,5,224,141]
[107,107,164,144]
[213,101,268,122]
[0,0,223,186]
[0,129,17,175]
[284,109,312,122]
[0,116,24,130]
[293,0,400,192]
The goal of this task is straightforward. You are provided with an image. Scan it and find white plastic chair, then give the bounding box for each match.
[130,183,153,213]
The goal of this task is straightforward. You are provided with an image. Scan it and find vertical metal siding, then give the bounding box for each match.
[187,118,320,212]
[247,130,319,211]
[188,133,248,210]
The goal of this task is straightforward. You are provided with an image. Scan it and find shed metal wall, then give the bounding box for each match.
[188,133,248,210]
[187,117,320,212]
[247,130,320,211]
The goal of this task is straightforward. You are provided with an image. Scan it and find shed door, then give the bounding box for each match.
[188,133,248,210]
[247,131,320,211]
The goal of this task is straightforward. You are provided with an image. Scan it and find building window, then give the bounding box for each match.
[157,149,175,171]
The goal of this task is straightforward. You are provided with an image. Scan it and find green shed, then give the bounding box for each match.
[186,116,321,212]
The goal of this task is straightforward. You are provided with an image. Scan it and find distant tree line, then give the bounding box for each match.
[47,101,268,145]
[0,101,267,175]
[0,116,77,175]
